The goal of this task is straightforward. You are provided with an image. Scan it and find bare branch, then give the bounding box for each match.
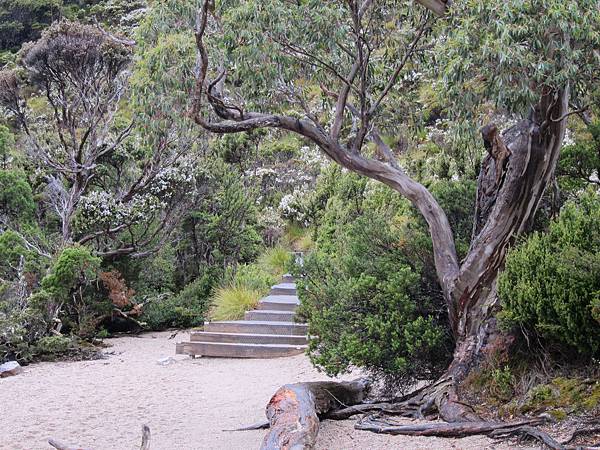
[190,0,460,297]
[331,59,361,142]
[415,0,450,17]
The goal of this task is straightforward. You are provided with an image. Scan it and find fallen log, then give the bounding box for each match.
[260,379,370,450]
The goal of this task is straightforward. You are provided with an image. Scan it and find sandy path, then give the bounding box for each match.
[0,332,525,450]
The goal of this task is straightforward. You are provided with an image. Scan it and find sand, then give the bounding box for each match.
[0,331,528,450]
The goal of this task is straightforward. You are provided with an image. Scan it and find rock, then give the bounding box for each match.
[0,361,23,378]
[156,357,177,366]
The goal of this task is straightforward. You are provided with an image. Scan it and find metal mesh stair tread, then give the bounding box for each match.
[191,331,307,338]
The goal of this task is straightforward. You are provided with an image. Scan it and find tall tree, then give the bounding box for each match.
[188,0,600,429]
[0,21,191,257]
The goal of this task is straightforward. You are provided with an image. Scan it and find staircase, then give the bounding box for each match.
[175,275,308,358]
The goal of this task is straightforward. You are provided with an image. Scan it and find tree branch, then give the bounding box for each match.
[190,0,460,299]
[415,0,450,16]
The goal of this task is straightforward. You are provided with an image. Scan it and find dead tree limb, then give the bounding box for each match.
[140,424,151,450]
[48,440,91,450]
[260,379,370,450]
[49,425,150,450]
[355,414,546,437]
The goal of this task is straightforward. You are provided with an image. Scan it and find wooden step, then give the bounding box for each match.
[282,274,294,283]
[176,341,307,358]
[203,320,308,335]
[257,295,300,311]
[245,309,296,322]
[190,331,308,345]
[270,283,296,296]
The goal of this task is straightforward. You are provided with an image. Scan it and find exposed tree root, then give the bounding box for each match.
[490,423,600,450]
[355,414,546,437]
[562,423,600,446]
[257,376,600,450]
[48,440,91,450]
[225,420,270,431]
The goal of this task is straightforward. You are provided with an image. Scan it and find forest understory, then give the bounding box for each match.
[1,0,600,448]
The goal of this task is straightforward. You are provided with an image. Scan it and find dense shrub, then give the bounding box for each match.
[141,270,215,330]
[298,214,452,387]
[0,300,47,362]
[40,246,103,336]
[256,245,292,279]
[498,191,600,357]
[209,286,262,321]
[0,169,35,224]
[296,170,476,387]
[0,0,62,52]
[225,263,277,292]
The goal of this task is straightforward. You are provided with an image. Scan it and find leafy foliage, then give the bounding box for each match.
[438,0,600,117]
[40,246,102,336]
[296,169,464,386]
[141,271,215,330]
[0,0,62,52]
[0,169,35,224]
[557,120,600,193]
[209,259,278,321]
[498,191,600,357]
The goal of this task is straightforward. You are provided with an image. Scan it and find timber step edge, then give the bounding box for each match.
[203,320,308,335]
[190,331,309,345]
[244,309,297,322]
[176,341,308,358]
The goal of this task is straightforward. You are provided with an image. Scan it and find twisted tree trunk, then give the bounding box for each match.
[189,0,573,443]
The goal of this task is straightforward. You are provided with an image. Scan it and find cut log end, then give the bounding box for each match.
[260,379,370,450]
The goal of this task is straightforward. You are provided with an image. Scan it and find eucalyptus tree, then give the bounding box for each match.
[188,0,600,430]
[0,21,192,257]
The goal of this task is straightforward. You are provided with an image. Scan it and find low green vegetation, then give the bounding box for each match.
[256,245,293,279]
[499,191,600,358]
[296,167,476,388]
[209,253,287,321]
[210,286,262,322]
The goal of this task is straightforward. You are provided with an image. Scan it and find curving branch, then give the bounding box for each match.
[190,0,460,301]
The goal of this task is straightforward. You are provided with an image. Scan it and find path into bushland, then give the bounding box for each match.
[0,331,526,449]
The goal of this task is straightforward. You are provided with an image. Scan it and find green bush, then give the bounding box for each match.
[0,304,47,362]
[40,246,103,337]
[298,214,452,387]
[294,170,475,387]
[34,335,72,355]
[208,258,279,321]
[141,272,214,330]
[226,263,276,292]
[256,245,292,278]
[0,169,35,223]
[498,191,600,357]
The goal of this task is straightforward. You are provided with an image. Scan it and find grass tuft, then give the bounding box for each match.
[209,286,262,321]
[257,245,292,277]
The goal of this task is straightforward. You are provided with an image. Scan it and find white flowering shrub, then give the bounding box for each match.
[278,188,312,226]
